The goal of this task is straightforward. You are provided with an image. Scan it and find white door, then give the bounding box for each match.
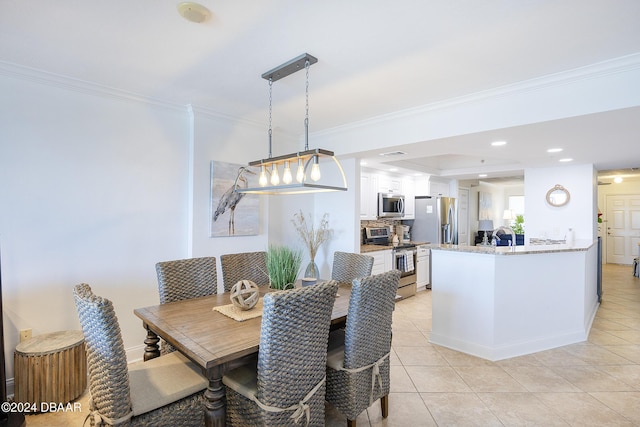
[606,194,640,264]
[457,188,470,246]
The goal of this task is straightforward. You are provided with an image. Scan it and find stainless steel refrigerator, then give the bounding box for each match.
[411,196,458,244]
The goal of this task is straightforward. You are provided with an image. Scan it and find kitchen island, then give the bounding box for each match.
[429,240,599,361]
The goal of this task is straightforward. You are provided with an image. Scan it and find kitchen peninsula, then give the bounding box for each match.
[429,241,599,361]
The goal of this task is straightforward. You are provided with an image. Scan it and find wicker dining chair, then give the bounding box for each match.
[155,256,217,354]
[73,283,208,427]
[220,251,269,291]
[325,270,401,427]
[331,252,374,284]
[222,281,339,426]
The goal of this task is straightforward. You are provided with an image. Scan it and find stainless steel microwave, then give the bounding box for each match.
[378,193,405,218]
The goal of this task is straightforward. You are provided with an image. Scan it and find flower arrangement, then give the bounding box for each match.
[292,211,332,263]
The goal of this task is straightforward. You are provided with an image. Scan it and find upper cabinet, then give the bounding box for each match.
[378,175,402,193]
[360,172,378,220]
[402,176,415,219]
[430,179,450,197]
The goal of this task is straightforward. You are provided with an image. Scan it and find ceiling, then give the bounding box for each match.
[2,1,639,183]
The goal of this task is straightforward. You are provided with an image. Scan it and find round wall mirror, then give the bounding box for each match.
[546,184,570,207]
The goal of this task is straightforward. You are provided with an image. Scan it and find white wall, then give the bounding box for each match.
[525,164,598,242]
[0,75,191,380]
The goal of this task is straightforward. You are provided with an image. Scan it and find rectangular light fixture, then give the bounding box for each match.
[235,53,347,195]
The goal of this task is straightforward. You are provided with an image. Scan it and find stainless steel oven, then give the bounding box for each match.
[393,247,417,299]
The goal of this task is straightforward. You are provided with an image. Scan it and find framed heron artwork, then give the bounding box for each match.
[210,161,259,237]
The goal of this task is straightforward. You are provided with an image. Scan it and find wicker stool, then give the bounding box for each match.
[14,330,87,409]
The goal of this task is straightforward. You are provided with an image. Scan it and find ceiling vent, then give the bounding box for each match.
[379,151,407,157]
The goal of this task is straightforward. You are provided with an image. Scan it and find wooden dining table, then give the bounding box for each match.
[133,281,351,427]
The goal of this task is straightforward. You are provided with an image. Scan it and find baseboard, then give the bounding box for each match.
[6,377,14,398]
[126,344,145,364]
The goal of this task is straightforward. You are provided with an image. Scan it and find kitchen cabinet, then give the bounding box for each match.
[416,245,430,290]
[360,172,378,220]
[402,176,415,219]
[378,175,402,193]
[430,179,450,197]
[370,249,393,276]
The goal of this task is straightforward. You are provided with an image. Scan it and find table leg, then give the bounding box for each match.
[143,326,160,361]
[204,366,226,427]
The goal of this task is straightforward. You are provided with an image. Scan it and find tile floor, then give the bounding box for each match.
[26,263,640,426]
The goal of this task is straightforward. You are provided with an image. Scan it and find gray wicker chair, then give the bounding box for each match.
[73,283,208,427]
[220,251,269,291]
[325,270,401,427]
[331,252,374,284]
[222,281,339,426]
[155,256,217,353]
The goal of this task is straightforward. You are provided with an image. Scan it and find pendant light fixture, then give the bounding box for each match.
[235,53,347,195]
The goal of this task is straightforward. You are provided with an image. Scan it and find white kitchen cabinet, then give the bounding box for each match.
[378,175,402,194]
[402,176,415,219]
[360,172,378,220]
[416,245,430,290]
[430,179,450,197]
[370,249,393,275]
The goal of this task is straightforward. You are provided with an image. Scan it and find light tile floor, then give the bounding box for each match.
[26,264,640,426]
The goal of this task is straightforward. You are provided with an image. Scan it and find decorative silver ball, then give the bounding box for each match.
[230,280,260,310]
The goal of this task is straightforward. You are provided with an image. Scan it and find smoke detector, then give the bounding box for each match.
[177,2,211,23]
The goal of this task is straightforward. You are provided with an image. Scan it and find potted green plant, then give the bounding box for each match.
[512,214,525,235]
[265,245,303,290]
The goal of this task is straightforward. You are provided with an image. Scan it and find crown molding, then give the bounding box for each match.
[0,60,187,112]
[313,53,640,138]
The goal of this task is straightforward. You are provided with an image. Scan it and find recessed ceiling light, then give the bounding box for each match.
[389,168,398,172]
[547,148,563,153]
[478,174,488,178]
[491,141,507,146]
[177,2,211,23]
[614,177,623,183]
[360,161,368,165]
[559,158,573,162]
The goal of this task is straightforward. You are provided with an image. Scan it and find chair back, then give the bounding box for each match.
[156,256,217,304]
[220,251,269,291]
[343,270,400,369]
[257,281,339,411]
[331,251,374,284]
[73,283,132,422]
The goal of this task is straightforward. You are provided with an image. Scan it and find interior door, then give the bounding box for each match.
[606,195,640,264]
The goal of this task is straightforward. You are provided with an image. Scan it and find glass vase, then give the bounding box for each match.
[304,259,320,279]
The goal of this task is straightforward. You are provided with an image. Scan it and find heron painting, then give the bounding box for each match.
[210,161,259,237]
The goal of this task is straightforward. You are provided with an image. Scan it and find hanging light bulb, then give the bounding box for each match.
[282,161,292,184]
[270,163,280,185]
[259,165,268,187]
[310,155,321,181]
[296,157,305,183]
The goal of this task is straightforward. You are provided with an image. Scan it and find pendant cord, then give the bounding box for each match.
[268,78,273,159]
[304,60,310,151]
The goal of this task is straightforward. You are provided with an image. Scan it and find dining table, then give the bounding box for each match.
[133,281,351,427]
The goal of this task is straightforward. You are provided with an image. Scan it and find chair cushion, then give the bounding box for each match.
[222,360,259,399]
[128,351,208,416]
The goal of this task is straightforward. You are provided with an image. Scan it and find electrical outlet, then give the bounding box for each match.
[20,329,32,342]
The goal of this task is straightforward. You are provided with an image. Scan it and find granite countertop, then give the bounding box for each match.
[429,239,597,255]
[361,241,430,253]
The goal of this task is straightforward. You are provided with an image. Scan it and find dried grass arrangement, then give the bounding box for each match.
[291,210,332,262]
